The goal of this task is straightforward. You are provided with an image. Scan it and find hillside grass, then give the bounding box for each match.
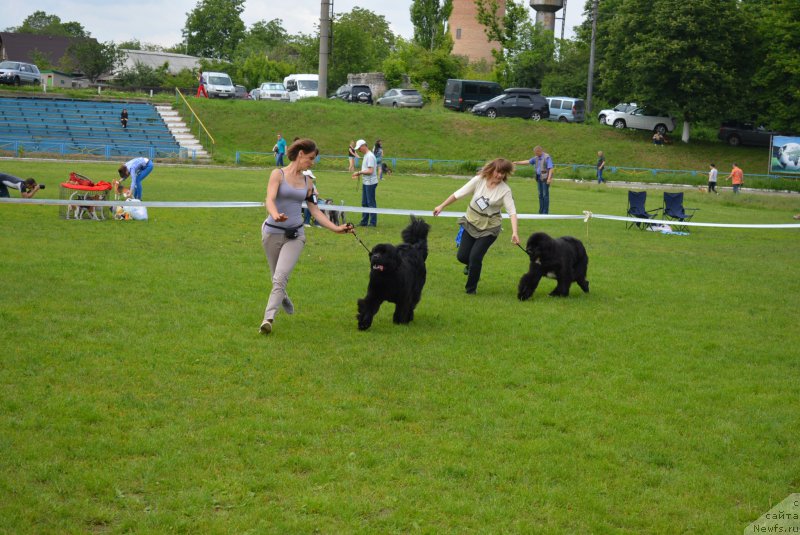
[181,96,799,190]
[1,160,799,533]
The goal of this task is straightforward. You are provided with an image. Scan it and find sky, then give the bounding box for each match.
[2,0,586,48]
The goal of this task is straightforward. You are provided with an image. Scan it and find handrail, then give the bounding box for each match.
[174,87,215,146]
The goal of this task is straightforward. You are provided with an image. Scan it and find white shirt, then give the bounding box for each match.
[360,151,378,185]
[454,175,516,231]
[709,168,718,182]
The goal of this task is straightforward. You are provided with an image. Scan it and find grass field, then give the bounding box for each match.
[1,160,799,533]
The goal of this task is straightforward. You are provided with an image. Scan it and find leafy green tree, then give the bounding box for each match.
[328,8,396,89]
[116,62,167,87]
[475,0,547,86]
[63,39,123,82]
[597,0,749,142]
[382,38,465,96]
[542,39,590,97]
[742,0,800,131]
[12,10,88,37]
[237,52,293,89]
[410,0,454,52]
[183,0,246,60]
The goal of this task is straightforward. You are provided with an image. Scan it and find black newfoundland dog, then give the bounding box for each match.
[357,216,430,330]
[517,232,589,300]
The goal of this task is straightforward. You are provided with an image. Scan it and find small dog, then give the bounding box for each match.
[357,216,429,330]
[518,232,589,299]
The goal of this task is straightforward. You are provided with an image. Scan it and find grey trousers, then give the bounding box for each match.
[262,230,305,322]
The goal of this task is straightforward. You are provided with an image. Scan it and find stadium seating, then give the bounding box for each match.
[0,96,185,159]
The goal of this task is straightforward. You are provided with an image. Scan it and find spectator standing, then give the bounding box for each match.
[596,151,606,183]
[273,133,287,167]
[513,146,554,214]
[433,158,519,294]
[352,139,378,227]
[260,139,351,335]
[726,163,744,193]
[373,140,384,180]
[117,157,154,200]
[196,71,208,98]
[348,141,357,172]
[120,108,128,129]
[0,172,42,198]
[708,163,719,194]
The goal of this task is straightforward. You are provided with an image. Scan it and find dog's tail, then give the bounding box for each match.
[402,215,430,245]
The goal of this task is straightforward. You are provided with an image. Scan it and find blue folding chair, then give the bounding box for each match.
[626,190,660,229]
[662,192,698,232]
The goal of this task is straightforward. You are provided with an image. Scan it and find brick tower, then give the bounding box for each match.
[449,0,506,64]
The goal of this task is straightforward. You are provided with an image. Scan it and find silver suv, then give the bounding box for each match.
[0,61,41,86]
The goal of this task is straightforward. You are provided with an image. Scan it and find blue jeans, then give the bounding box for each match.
[360,183,377,226]
[733,184,741,193]
[536,179,550,214]
[597,168,604,183]
[275,153,285,166]
[131,160,153,200]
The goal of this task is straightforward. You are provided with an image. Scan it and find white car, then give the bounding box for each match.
[255,82,289,101]
[604,107,676,134]
[597,102,637,123]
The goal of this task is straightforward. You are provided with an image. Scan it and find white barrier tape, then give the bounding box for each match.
[2,198,799,229]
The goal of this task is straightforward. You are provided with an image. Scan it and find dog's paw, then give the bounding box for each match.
[517,287,533,301]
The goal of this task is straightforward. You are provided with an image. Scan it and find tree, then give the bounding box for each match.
[410,0,454,52]
[742,0,800,131]
[328,8,396,89]
[382,37,466,96]
[63,39,123,83]
[237,52,293,89]
[597,0,750,142]
[13,10,88,37]
[183,0,246,61]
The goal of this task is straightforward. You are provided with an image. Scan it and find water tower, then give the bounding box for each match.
[530,0,564,32]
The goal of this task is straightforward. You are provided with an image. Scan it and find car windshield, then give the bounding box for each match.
[267,83,284,90]
[298,80,318,91]
[209,76,231,85]
[0,62,20,69]
[486,94,506,104]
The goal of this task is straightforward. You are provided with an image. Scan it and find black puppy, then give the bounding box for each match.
[357,216,430,330]
[518,232,589,299]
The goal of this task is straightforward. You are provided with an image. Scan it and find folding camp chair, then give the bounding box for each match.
[626,190,661,229]
[662,192,698,232]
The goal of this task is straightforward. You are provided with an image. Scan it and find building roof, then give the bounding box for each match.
[119,49,201,75]
[0,32,80,65]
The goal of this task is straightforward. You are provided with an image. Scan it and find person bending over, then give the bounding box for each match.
[117,157,154,200]
[0,172,43,198]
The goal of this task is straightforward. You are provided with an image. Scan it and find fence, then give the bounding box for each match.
[0,139,191,160]
[235,151,786,181]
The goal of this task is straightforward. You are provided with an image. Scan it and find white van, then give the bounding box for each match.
[283,74,319,102]
[202,71,235,98]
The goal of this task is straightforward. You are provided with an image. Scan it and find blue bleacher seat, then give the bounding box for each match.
[0,96,183,158]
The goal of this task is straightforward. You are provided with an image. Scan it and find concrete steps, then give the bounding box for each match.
[156,105,211,160]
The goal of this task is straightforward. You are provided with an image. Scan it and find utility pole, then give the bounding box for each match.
[586,0,599,114]
[318,0,333,98]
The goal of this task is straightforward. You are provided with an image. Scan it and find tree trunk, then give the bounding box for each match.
[681,120,691,143]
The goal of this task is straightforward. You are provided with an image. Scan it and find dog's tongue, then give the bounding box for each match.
[372,264,384,271]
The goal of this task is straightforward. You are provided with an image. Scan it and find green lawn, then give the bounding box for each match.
[1,161,799,533]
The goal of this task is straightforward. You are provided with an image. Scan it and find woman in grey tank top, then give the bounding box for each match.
[260,138,352,335]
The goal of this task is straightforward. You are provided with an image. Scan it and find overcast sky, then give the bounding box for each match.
[2,0,586,48]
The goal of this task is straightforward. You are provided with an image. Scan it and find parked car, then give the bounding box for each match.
[234,85,249,99]
[284,74,319,101]
[597,102,637,123]
[255,82,289,101]
[604,107,676,134]
[201,71,235,98]
[332,84,373,104]
[0,61,41,86]
[546,96,585,122]
[376,88,424,108]
[444,79,503,112]
[718,121,780,147]
[471,88,550,120]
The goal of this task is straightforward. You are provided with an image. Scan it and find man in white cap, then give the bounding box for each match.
[351,139,378,227]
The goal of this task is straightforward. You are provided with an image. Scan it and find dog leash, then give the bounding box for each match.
[350,227,372,256]
[516,243,531,257]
